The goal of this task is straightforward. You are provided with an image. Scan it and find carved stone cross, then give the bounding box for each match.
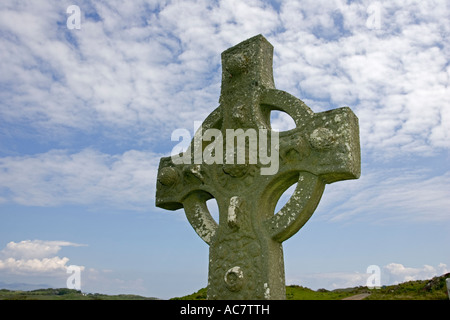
[156,35,360,300]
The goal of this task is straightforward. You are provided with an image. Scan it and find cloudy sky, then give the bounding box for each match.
[0,0,449,299]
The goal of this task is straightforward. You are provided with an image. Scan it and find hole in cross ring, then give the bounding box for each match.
[270,110,296,132]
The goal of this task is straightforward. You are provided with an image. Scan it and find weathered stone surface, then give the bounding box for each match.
[155,35,361,300]
[447,278,450,300]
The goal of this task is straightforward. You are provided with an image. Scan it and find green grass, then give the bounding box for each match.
[365,274,450,300]
[171,273,450,300]
[171,287,208,300]
[286,286,362,300]
[170,286,363,300]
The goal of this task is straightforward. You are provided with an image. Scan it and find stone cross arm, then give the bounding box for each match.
[156,87,360,240]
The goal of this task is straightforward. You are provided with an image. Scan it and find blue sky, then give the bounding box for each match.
[0,0,449,299]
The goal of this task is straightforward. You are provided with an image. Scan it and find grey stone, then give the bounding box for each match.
[155,35,361,299]
[447,278,450,300]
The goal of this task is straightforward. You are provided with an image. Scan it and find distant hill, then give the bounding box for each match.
[1,273,448,300]
[0,287,159,300]
[0,282,51,291]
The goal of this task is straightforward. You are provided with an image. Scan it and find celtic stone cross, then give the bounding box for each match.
[156,35,360,300]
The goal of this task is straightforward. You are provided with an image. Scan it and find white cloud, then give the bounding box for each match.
[0,240,147,294]
[318,168,450,222]
[0,240,85,275]
[0,240,85,260]
[0,0,219,141]
[273,0,450,157]
[0,257,70,275]
[0,0,448,157]
[384,262,449,284]
[0,0,447,221]
[0,149,160,209]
